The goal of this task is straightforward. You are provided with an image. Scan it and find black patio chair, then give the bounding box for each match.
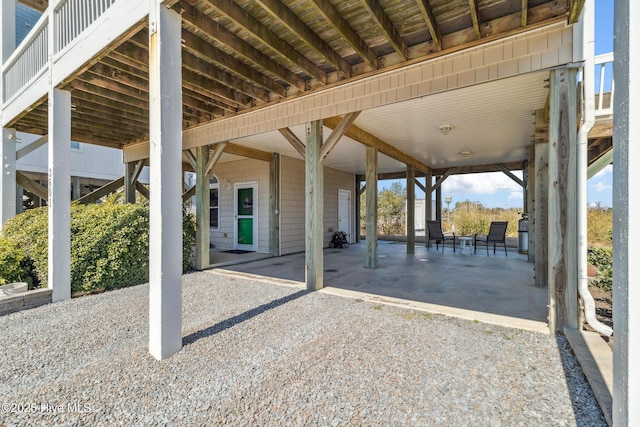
[426,220,456,253]
[474,221,508,256]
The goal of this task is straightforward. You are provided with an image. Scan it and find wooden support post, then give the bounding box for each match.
[305,120,323,290]
[522,163,528,215]
[48,88,72,302]
[527,147,536,263]
[148,3,182,360]
[15,185,23,214]
[355,177,361,243]
[425,172,433,246]
[270,153,280,256]
[406,166,415,254]
[435,180,442,222]
[195,145,210,270]
[535,141,549,288]
[1,128,17,226]
[71,177,81,201]
[125,162,137,204]
[365,146,377,268]
[613,1,639,422]
[547,67,579,334]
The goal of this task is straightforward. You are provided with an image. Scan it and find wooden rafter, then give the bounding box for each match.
[191,0,327,84]
[253,0,351,78]
[468,0,482,40]
[323,116,430,175]
[415,0,442,51]
[307,0,378,69]
[360,0,408,60]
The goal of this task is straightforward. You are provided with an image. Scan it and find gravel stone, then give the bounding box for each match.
[0,271,606,426]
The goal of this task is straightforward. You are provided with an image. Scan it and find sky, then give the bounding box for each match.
[381,0,614,210]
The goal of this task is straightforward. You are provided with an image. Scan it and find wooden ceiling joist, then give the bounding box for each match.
[468,0,482,40]
[307,0,378,69]
[253,0,351,78]
[182,39,287,97]
[223,143,272,162]
[190,0,326,84]
[416,0,442,50]
[360,0,408,60]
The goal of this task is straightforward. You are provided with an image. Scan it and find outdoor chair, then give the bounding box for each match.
[426,220,456,253]
[474,221,508,256]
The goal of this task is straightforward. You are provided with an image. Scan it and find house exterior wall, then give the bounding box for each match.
[280,155,355,255]
[210,158,270,253]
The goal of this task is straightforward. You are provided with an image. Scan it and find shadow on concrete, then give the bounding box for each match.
[182,290,309,346]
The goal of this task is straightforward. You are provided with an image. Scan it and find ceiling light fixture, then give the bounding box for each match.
[438,124,454,135]
[459,151,472,158]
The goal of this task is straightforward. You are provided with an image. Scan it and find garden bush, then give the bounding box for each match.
[0,201,195,294]
[587,246,613,292]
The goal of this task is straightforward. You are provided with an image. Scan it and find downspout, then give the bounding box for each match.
[575,0,613,336]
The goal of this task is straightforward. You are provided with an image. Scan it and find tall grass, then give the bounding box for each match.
[445,201,522,237]
[587,205,612,248]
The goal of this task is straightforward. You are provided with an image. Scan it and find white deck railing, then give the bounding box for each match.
[2,15,49,104]
[594,52,614,117]
[54,0,118,54]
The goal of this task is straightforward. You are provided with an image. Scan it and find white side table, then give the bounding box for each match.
[458,236,473,255]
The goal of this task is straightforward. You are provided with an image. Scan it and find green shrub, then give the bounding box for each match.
[0,236,38,287]
[0,201,195,294]
[587,246,613,292]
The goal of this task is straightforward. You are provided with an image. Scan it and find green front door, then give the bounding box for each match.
[235,185,255,249]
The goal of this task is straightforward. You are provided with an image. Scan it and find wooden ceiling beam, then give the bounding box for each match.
[90,62,148,92]
[253,0,351,78]
[182,93,226,119]
[308,0,377,70]
[71,92,149,123]
[182,51,269,103]
[468,0,482,40]
[223,143,272,162]
[431,162,525,176]
[360,0,408,60]
[416,0,442,51]
[77,74,148,104]
[181,1,311,88]
[324,116,431,175]
[181,35,286,97]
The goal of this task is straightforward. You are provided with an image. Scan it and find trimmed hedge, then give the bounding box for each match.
[0,201,195,294]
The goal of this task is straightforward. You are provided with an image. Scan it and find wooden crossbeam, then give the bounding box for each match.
[360,0,408,60]
[323,116,431,175]
[431,161,524,176]
[320,112,361,162]
[497,164,524,187]
[307,0,378,69]
[130,160,145,186]
[16,172,48,201]
[205,142,228,175]
[431,168,456,191]
[16,135,47,160]
[224,143,272,162]
[74,177,125,205]
[468,0,482,40]
[279,128,306,159]
[136,182,150,200]
[254,0,351,78]
[183,149,197,170]
[415,179,427,194]
[416,0,442,51]
[182,185,196,202]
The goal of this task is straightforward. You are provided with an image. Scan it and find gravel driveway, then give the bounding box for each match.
[0,271,606,426]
